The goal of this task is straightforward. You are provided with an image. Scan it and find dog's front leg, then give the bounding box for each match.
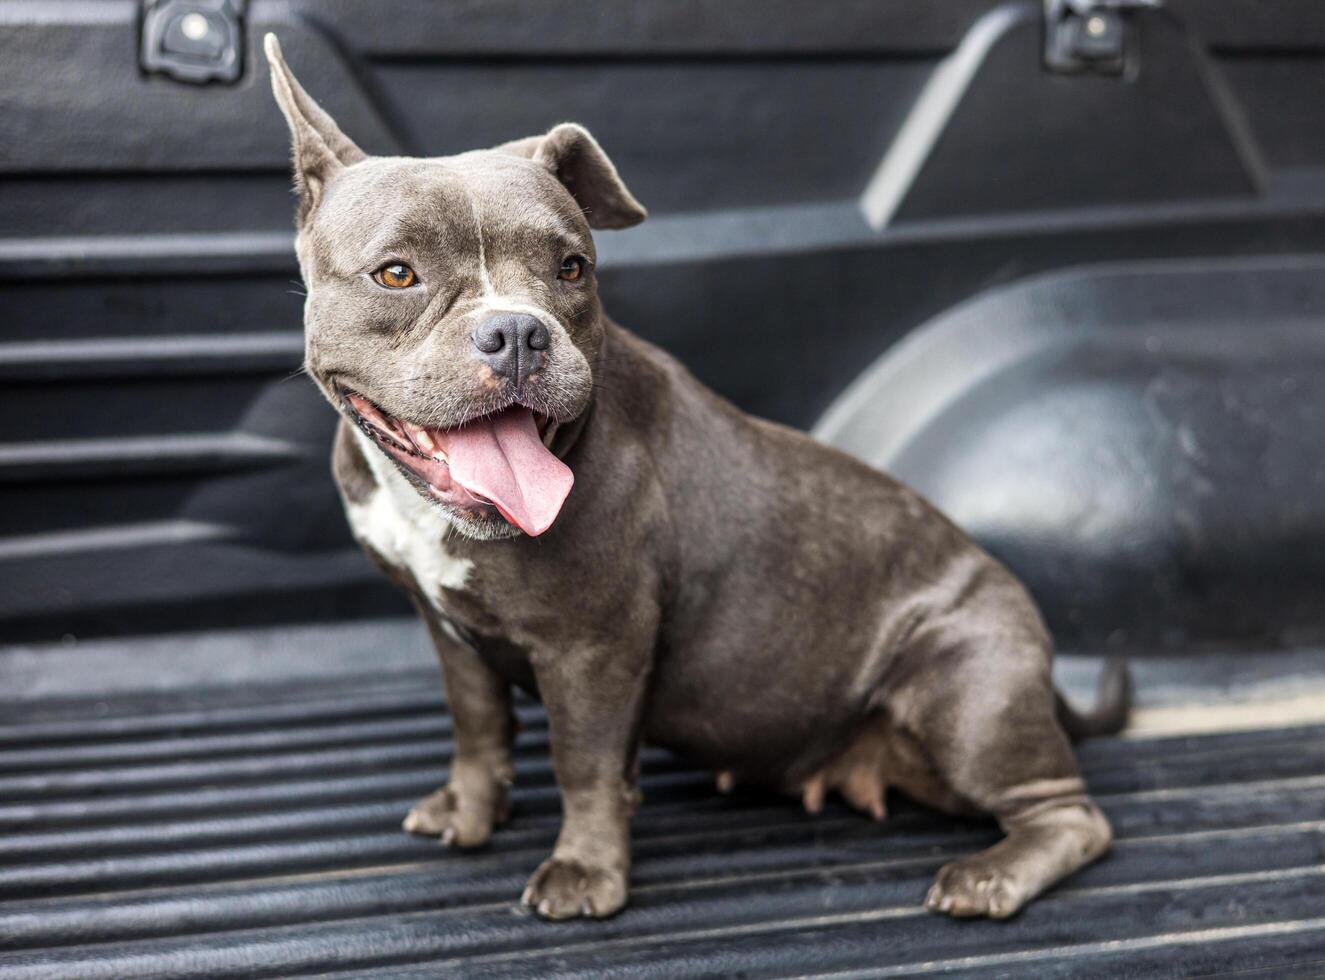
[403,607,515,848]
[522,627,654,921]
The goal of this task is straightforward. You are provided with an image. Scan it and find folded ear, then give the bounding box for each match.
[264,34,365,225]
[500,124,646,230]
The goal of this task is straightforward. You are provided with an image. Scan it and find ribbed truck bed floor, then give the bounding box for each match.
[1,667,1324,978]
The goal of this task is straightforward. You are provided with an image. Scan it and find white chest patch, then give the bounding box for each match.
[345,429,473,610]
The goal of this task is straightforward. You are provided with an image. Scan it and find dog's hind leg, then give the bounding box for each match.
[888,633,1113,919]
[923,774,1111,918]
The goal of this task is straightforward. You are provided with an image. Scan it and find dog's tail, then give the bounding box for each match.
[1055,656,1132,740]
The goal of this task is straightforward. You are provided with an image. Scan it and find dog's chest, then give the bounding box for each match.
[344,432,473,611]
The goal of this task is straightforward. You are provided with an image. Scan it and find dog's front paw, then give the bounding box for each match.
[402,783,508,848]
[521,857,627,920]
[925,858,1027,919]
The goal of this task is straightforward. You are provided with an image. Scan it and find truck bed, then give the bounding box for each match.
[6,1,1325,975]
[2,625,1322,978]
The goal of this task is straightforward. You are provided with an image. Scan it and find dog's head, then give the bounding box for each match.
[266,35,645,540]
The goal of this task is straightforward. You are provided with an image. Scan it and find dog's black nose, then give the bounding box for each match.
[472,313,550,387]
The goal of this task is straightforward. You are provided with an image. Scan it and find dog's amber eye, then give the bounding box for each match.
[374,263,417,289]
[558,256,585,282]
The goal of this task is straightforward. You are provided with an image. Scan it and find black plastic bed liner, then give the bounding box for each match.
[1,660,1324,979]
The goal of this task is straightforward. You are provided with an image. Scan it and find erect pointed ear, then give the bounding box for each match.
[499,124,646,230]
[264,34,365,225]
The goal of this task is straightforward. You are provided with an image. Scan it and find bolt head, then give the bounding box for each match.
[179,12,211,41]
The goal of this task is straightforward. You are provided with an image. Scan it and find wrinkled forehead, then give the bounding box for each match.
[308,154,593,272]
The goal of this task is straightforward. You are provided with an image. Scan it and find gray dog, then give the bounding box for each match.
[267,34,1128,921]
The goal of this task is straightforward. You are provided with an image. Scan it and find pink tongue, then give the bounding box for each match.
[445,408,573,536]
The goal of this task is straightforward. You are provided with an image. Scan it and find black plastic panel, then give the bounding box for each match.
[3,0,1325,648]
[370,60,932,212]
[895,9,1260,219]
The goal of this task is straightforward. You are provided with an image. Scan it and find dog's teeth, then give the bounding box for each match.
[412,427,436,453]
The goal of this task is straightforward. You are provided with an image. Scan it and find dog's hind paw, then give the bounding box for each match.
[402,783,508,848]
[521,857,627,920]
[924,859,1027,919]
